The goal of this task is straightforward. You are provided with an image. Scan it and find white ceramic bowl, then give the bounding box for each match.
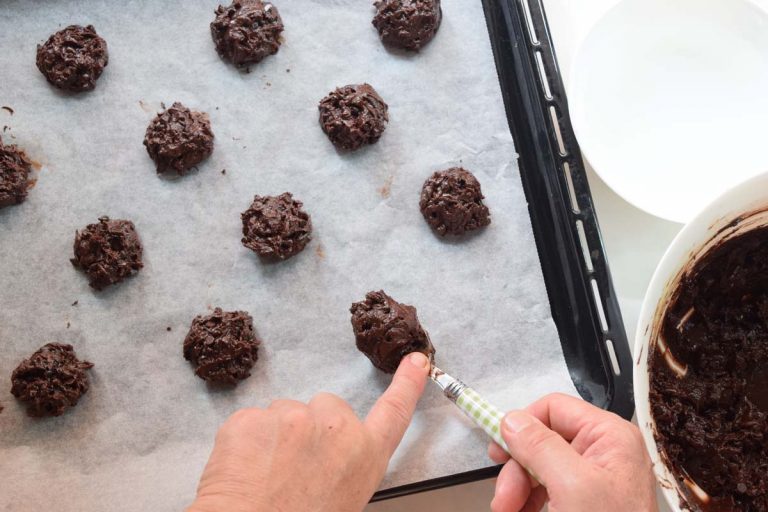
[634,171,768,511]
[569,0,768,223]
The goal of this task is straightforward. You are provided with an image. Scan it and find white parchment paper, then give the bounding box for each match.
[0,0,578,509]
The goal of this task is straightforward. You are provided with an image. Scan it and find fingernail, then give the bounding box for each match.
[503,411,533,434]
[408,351,429,369]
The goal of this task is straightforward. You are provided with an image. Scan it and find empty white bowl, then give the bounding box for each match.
[634,171,768,511]
[569,0,768,223]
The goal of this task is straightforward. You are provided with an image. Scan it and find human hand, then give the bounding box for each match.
[187,351,431,512]
[488,393,658,512]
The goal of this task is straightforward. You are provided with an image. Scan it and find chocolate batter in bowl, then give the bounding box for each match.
[635,172,768,512]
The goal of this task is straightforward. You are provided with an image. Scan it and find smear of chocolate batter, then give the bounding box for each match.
[650,226,768,512]
[350,290,434,374]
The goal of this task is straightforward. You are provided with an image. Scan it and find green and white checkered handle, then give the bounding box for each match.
[430,365,509,453]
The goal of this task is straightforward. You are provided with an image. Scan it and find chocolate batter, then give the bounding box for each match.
[183,308,260,385]
[241,192,312,260]
[11,343,93,417]
[36,25,108,93]
[211,0,284,68]
[318,84,389,151]
[0,139,32,208]
[650,225,768,512]
[143,102,215,175]
[372,0,442,51]
[420,167,491,236]
[71,217,144,290]
[350,290,434,374]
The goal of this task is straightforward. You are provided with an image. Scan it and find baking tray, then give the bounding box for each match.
[372,0,634,500]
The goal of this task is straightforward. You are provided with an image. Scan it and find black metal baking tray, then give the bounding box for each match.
[372,0,634,501]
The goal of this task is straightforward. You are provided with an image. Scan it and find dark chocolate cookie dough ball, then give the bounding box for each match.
[373,0,442,51]
[143,102,214,175]
[241,193,312,260]
[183,308,260,385]
[11,343,94,417]
[350,290,434,374]
[36,25,108,93]
[318,84,388,151]
[71,217,144,290]
[420,167,491,236]
[0,139,32,208]
[211,0,284,68]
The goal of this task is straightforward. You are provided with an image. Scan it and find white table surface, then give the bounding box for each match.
[368,1,684,510]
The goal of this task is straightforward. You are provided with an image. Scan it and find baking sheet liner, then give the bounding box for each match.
[0,0,577,509]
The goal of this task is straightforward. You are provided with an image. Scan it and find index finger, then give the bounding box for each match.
[365,351,430,457]
[525,393,623,441]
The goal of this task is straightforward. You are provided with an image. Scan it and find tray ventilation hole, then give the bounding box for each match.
[576,220,593,272]
[535,51,553,100]
[548,106,566,156]
[605,339,622,376]
[563,162,580,213]
[520,0,540,45]
[590,278,609,332]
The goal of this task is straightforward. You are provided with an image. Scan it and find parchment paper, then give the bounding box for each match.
[0,0,578,509]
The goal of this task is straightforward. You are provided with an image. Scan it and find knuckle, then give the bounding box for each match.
[225,407,261,428]
[538,392,570,410]
[269,398,301,409]
[394,371,422,392]
[557,471,585,495]
[548,392,571,403]
[325,410,352,433]
[314,392,349,410]
[366,431,391,471]
[523,428,560,457]
[281,403,313,429]
[313,391,337,402]
[217,407,262,442]
[381,395,412,426]
[627,423,645,445]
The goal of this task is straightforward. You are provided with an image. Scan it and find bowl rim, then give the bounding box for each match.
[567,0,768,224]
[633,170,768,512]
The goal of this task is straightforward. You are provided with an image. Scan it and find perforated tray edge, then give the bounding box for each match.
[372,0,634,501]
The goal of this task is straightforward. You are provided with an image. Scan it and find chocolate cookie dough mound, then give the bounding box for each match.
[71,217,143,290]
[373,0,442,51]
[350,290,434,374]
[420,167,491,236]
[211,0,284,67]
[318,84,388,151]
[241,193,312,260]
[183,308,260,385]
[650,226,768,511]
[0,139,32,208]
[36,25,108,93]
[143,102,214,175]
[11,343,93,417]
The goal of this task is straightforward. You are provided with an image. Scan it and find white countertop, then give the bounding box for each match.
[369,1,684,510]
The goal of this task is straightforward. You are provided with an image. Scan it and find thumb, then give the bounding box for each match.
[501,410,584,489]
[365,351,430,457]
